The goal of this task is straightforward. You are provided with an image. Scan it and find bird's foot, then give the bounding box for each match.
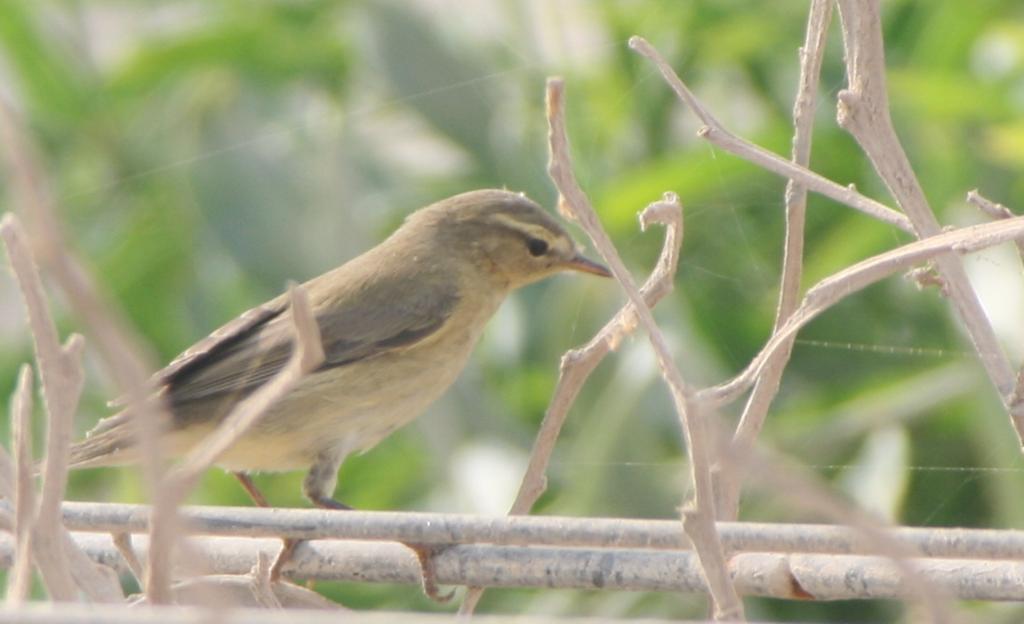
[312,495,353,511]
[306,496,451,601]
[269,538,300,582]
[268,496,351,582]
[404,542,454,603]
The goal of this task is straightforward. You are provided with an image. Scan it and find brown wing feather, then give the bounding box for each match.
[106,295,288,408]
[162,268,459,410]
[157,295,289,387]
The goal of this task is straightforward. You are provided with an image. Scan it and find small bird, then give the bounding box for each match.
[68,189,610,510]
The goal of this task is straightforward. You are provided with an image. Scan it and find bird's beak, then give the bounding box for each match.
[563,252,612,277]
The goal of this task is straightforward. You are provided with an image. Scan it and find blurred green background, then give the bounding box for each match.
[2,0,1024,621]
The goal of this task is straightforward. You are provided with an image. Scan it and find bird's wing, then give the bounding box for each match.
[161,271,459,406]
[106,295,289,408]
[158,295,291,387]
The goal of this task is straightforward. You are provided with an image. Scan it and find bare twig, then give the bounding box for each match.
[512,197,682,513]
[112,532,144,586]
[145,576,342,610]
[727,441,961,623]
[1012,368,1024,431]
[716,0,834,521]
[3,531,1023,602]
[833,0,1019,442]
[1,223,84,527]
[966,189,1024,260]
[0,415,121,604]
[701,215,1024,406]
[460,195,683,615]
[0,97,169,600]
[1,215,125,603]
[23,500,1024,561]
[1,215,83,600]
[967,189,1016,221]
[249,552,283,609]
[628,36,914,234]
[545,78,742,620]
[6,365,36,604]
[964,191,1024,417]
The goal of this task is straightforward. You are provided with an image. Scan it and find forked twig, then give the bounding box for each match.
[716,0,834,521]
[512,197,682,513]
[700,216,1024,406]
[544,78,742,620]
[0,97,167,600]
[2,215,122,602]
[833,0,1018,441]
[460,193,683,615]
[249,552,283,609]
[628,36,913,234]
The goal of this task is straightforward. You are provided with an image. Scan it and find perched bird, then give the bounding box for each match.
[69,189,610,509]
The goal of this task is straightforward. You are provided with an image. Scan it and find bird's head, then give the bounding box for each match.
[408,189,611,290]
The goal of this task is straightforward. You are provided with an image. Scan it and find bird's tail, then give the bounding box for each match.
[67,412,138,469]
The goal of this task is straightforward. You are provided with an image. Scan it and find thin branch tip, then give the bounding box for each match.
[628,36,651,54]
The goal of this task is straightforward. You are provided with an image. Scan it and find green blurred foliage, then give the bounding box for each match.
[2,0,1024,620]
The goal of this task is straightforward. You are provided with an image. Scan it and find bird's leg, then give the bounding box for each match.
[256,448,351,582]
[233,471,270,507]
[300,448,452,602]
[302,449,351,509]
[232,472,299,582]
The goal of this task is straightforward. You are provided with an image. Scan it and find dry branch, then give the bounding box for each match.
[1,216,77,599]
[717,0,833,522]
[628,36,913,234]
[461,96,686,619]
[624,34,1023,412]
[0,98,167,602]
[967,189,1024,261]
[23,501,1024,562]
[1,215,122,603]
[544,78,741,620]
[628,22,1024,619]
[833,0,1019,444]
[0,531,1021,602]
[723,441,961,622]
[509,195,682,514]
[0,603,680,624]
[6,365,36,604]
[965,190,1024,423]
[700,215,1024,407]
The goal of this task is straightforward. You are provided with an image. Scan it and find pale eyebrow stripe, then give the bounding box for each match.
[487,212,561,241]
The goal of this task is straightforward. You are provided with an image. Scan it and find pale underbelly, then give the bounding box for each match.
[166,346,467,472]
[161,292,500,474]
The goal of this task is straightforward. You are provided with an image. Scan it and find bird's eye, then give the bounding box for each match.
[526,238,549,257]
